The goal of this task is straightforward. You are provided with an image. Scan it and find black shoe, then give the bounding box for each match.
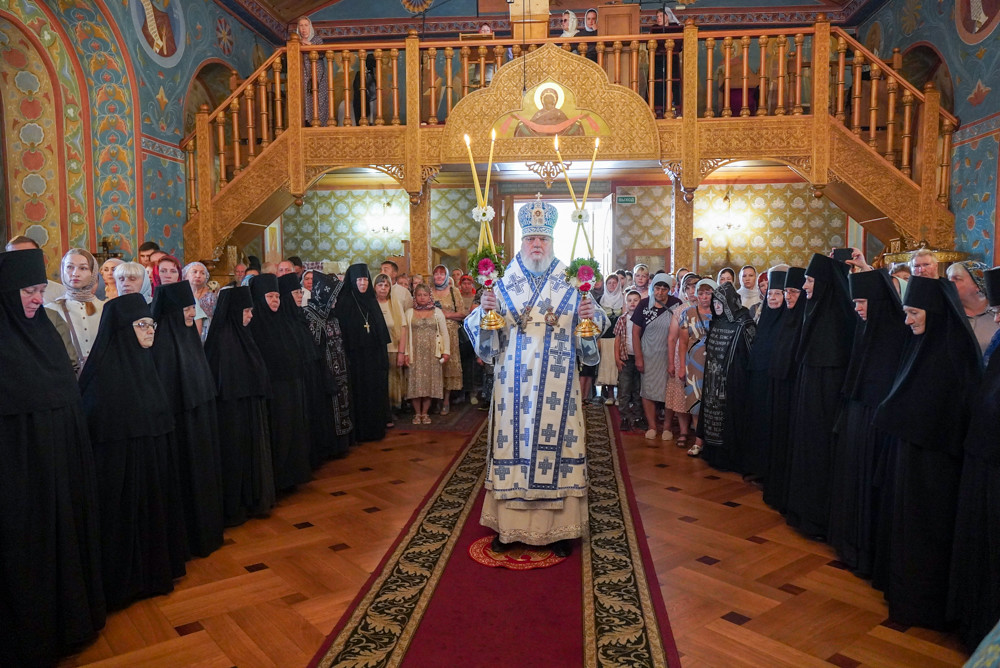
[491,534,511,553]
[552,539,573,558]
[619,418,631,431]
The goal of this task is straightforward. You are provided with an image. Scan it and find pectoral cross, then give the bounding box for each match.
[364,321,370,333]
[518,309,531,332]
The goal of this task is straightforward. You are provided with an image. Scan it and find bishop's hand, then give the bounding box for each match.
[578,296,596,320]
[480,289,498,311]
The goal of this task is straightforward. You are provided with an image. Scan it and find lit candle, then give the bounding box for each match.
[552,134,580,209]
[483,128,496,207]
[464,134,485,208]
[582,137,600,207]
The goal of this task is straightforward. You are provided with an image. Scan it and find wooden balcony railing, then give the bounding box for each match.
[182,19,958,217]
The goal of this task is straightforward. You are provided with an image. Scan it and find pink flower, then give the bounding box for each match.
[579,281,592,292]
[484,279,493,288]
[478,258,496,275]
[577,265,595,282]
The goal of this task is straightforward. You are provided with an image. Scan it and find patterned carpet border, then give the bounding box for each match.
[310,406,677,667]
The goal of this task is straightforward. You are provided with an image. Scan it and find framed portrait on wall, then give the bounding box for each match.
[626,248,671,273]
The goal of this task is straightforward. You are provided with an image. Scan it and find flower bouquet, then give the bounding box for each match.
[469,249,506,331]
[566,257,603,338]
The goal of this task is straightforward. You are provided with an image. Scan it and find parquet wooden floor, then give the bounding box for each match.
[61,408,971,667]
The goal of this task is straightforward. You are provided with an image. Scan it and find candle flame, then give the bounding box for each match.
[491,128,496,141]
[464,134,471,146]
[553,134,559,151]
[595,137,600,148]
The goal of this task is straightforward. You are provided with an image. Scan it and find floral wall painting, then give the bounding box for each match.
[130,0,186,68]
[495,81,609,138]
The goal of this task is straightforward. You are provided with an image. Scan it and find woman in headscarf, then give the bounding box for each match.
[559,10,579,37]
[632,273,681,440]
[296,16,328,126]
[946,260,999,355]
[47,248,104,371]
[716,266,736,286]
[151,280,224,558]
[666,272,701,447]
[302,272,353,459]
[334,263,391,441]
[598,272,624,403]
[826,269,908,577]
[873,276,982,629]
[699,282,756,472]
[949,267,1000,650]
[430,264,467,414]
[374,272,407,425]
[100,257,124,300]
[785,253,855,539]
[761,267,806,512]
[249,273,312,491]
[203,286,275,526]
[79,293,188,610]
[0,249,105,666]
[740,266,787,481]
[114,260,153,304]
[675,277,717,456]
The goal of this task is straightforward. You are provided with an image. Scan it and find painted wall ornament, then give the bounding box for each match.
[957,0,1000,43]
[401,0,434,13]
[130,0,186,67]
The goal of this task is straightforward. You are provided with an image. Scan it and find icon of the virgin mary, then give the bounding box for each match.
[138,0,177,58]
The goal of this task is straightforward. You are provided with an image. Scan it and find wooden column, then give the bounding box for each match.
[671,181,695,272]
[408,191,432,275]
[917,82,944,246]
[811,16,831,190]
[404,30,429,273]
[186,104,214,261]
[286,34,305,197]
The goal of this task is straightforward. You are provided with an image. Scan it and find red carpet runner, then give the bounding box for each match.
[310,405,680,667]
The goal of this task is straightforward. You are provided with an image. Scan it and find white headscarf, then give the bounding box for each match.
[600,274,624,313]
[561,11,579,37]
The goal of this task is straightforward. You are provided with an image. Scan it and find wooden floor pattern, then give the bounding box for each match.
[61,408,970,667]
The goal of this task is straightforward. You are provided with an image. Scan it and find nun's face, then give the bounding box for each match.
[292,288,303,305]
[803,276,815,299]
[65,254,92,288]
[853,298,868,321]
[767,288,784,309]
[117,273,142,296]
[242,308,253,326]
[784,287,801,308]
[158,261,180,285]
[183,305,196,327]
[133,318,156,348]
[265,291,281,312]
[903,306,926,334]
[20,283,46,318]
[356,277,369,293]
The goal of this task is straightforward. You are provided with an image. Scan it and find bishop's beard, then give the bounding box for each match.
[522,250,555,275]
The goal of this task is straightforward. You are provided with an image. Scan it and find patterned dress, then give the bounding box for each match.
[680,304,712,415]
[406,314,444,400]
[433,286,464,391]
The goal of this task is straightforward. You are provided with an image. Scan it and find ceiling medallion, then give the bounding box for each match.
[525,161,569,189]
[401,0,434,13]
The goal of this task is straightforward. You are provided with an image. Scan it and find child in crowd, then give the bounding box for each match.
[614,289,643,430]
[404,284,450,424]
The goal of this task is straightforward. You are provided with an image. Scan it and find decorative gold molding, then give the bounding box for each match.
[526,161,568,188]
[372,164,406,182]
[420,164,440,184]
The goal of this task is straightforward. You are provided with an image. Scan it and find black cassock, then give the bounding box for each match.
[204,287,276,526]
[700,282,756,472]
[873,277,982,629]
[79,293,188,611]
[248,273,312,491]
[762,267,806,513]
[0,249,105,666]
[786,254,855,538]
[948,267,1000,649]
[151,281,224,558]
[826,270,908,578]
[741,269,786,480]
[334,264,391,442]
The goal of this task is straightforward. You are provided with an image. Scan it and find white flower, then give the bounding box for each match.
[471,205,496,223]
[570,209,590,224]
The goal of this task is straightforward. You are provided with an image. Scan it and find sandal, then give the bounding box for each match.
[440,406,450,416]
[686,443,703,457]
[421,414,432,424]
[676,433,689,448]
[412,415,421,425]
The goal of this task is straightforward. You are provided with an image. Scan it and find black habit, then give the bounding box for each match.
[826,270,908,578]
[873,276,982,629]
[762,267,806,513]
[151,281,224,557]
[203,287,276,526]
[0,249,105,666]
[785,254,855,538]
[948,268,1000,649]
[741,269,786,480]
[334,264,391,442]
[700,282,756,472]
[79,293,188,611]
[248,274,312,490]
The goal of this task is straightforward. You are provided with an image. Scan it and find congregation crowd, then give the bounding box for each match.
[3,228,1000,663]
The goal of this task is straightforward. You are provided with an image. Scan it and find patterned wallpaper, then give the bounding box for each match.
[611,183,848,275]
[280,186,481,272]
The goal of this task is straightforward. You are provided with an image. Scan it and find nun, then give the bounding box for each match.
[699,281,756,472]
[873,276,982,629]
[0,249,105,666]
[151,280,224,557]
[203,287,276,526]
[79,293,188,610]
[333,263,391,442]
[302,271,353,459]
[785,253,855,538]
[762,267,807,513]
[741,266,787,481]
[248,273,312,491]
[826,269,908,577]
[948,266,1000,649]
